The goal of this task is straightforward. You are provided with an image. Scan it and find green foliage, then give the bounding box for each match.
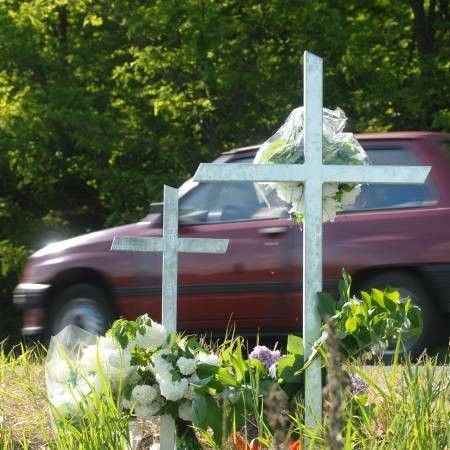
[317,270,423,358]
[1,0,449,341]
[343,357,450,449]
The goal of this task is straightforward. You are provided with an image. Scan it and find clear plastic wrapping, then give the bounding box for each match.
[253,107,369,222]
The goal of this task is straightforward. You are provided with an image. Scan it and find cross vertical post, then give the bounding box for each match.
[303,52,324,426]
[111,185,228,450]
[161,186,178,450]
[162,185,179,334]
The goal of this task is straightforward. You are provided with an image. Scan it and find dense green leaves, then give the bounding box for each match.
[0,0,448,339]
[317,271,423,358]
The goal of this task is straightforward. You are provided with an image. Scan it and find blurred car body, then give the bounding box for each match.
[13,132,450,355]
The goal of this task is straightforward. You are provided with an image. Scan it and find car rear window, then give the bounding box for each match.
[344,147,437,211]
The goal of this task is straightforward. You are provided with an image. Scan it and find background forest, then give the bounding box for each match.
[1,0,449,340]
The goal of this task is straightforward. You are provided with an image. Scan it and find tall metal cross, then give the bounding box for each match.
[194,51,430,428]
[111,185,229,450]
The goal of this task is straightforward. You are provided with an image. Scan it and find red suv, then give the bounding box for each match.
[13,132,450,355]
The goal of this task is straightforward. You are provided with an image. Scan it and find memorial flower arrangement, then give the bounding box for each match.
[253,107,370,222]
[45,274,423,448]
[45,314,222,428]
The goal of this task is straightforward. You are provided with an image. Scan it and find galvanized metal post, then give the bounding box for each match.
[302,52,323,427]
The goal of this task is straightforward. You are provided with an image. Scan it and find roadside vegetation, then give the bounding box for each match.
[1,0,450,341]
[0,339,448,449]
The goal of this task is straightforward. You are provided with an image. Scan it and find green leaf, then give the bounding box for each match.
[191,395,207,426]
[217,367,238,387]
[277,354,304,383]
[317,291,337,318]
[205,396,223,446]
[345,316,359,334]
[371,288,387,310]
[286,334,304,355]
[406,307,423,338]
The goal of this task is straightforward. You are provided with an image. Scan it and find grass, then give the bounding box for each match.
[0,340,448,449]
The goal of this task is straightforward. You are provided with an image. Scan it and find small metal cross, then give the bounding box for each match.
[112,185,229,450]
[194,51,430,429]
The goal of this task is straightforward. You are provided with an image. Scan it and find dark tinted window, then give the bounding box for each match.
[344,147,436,211]
[179,181,267,223]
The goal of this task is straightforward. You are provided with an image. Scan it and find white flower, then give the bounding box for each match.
[341,185,361,207]
[134,401,161,420]
[131,384,158,404]
[98,336,118,351]
[50,391,79,417]
[268,363,278,379]
[79,344,99,372]
[77,374,102,396]
[184,385,197,401]
[322,196,341,222]
[47,359,73,384]
[135,323,168,350]
[121,395,133,410]
[323,183,339,198]
[152,352,173,381]
[176,357,197,376]
[178,401,193,421]
[159,378,189,401]
[196,353,220,367]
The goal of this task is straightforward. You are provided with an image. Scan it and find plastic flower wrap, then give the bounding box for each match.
[45,314,220,428]
[45,324,137,424]
[253,107,370,222]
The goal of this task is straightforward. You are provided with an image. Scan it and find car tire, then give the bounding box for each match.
[48,284,112,337]
[356,272,439,359]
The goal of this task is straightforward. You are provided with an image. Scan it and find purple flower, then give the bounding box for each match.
[349,374,369,395]
[250,345,281,371]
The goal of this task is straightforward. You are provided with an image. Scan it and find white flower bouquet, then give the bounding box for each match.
[253,107,370,222]
[45,315,220,426]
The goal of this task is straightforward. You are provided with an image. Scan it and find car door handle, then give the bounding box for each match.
[259,226,288,235]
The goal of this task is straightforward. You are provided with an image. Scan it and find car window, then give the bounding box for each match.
[179,157,291,223]
[344,147,437,211]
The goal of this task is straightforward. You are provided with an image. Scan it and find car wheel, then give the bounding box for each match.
[356,272,439,359]
[49,284,112,336]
